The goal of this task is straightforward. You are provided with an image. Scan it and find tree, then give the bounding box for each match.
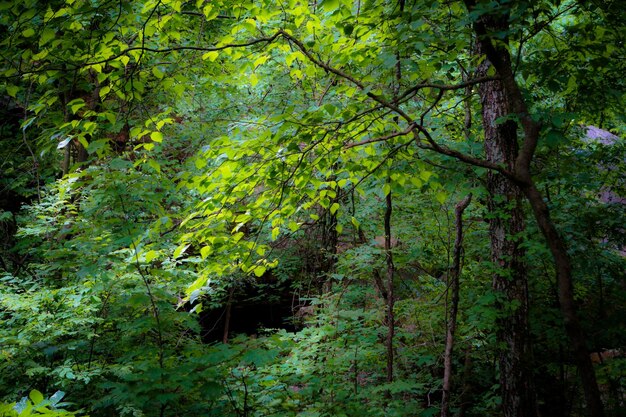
[472,6,537,416]
[1,0,624,416]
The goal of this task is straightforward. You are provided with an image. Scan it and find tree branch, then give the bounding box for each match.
[411,123,516,179]
[397,75,500,103]
[83,32,282,67]
[278,30,515,181]
[344,125,415,149]
[463,0,541,179]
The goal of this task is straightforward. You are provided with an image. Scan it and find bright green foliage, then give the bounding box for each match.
[0,390,80,416]
[0,0,625,416]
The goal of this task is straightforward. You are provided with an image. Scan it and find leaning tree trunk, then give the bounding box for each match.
[475,35,537,417]
[441,194,472,417]
[521,181,606,417]
[464,2,606,415]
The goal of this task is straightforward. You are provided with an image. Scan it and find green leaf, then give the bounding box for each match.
[295,14,306,28]
[195,157,207,169]
[49,391,65,406]
[99,85,111,100]
[419,170,433,182]
[147,158,161,173]
[68,99,86,114]
[39,28,56,46]
[145,250,158,262]
[22,28,36,38]
[253,55,269,68]
[383,183,391,196]
[77,135,89,149]
[410,177,423,188]
[150,131,163,143]
[6,85,19,97]
[173,244,189,259]
[200,246,212,259]
[202,4,219,20]
[29,390,44,404]
[285,52,302,66]
[350,216,360,228]
[152,66,164,79]
[202,51,219,61]
[253,265,267,277]
[320,0,339,12]
[330,202,340,215]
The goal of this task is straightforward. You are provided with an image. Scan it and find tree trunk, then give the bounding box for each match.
[475,35,537,417]
[521,181,605,417]
[463,1,606,413]
[223,286,234,344]
[384,180,395,384]
[441,194,472,417]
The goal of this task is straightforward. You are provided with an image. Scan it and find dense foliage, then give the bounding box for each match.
[1,0,624,416]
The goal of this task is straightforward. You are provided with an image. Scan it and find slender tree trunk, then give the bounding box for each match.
[521,181,605,417]
[384,180,395,384]
[62,145,71,176]
[60,95,71,176]
[223,287,234,344]
[475,33,537,417]
[321,187,338,293]
[441,194,472,417]
[76,141,88,164]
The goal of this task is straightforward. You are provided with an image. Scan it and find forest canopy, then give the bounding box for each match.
[0,0,624,416]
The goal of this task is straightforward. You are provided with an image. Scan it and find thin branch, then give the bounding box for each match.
[278,29,415,124]
[420,89,444,126]
[278,30,516,182]
[83,33,282,67]
[397,75,500,103]
[344,125,415,149]
[181,11,235,19]
[411,124,515,179]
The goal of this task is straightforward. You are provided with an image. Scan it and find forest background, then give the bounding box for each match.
[0,0,624,416]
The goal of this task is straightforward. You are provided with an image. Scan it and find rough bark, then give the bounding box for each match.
[475,32,537,417]
[441,194,472,417]
[463,2,606,414]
